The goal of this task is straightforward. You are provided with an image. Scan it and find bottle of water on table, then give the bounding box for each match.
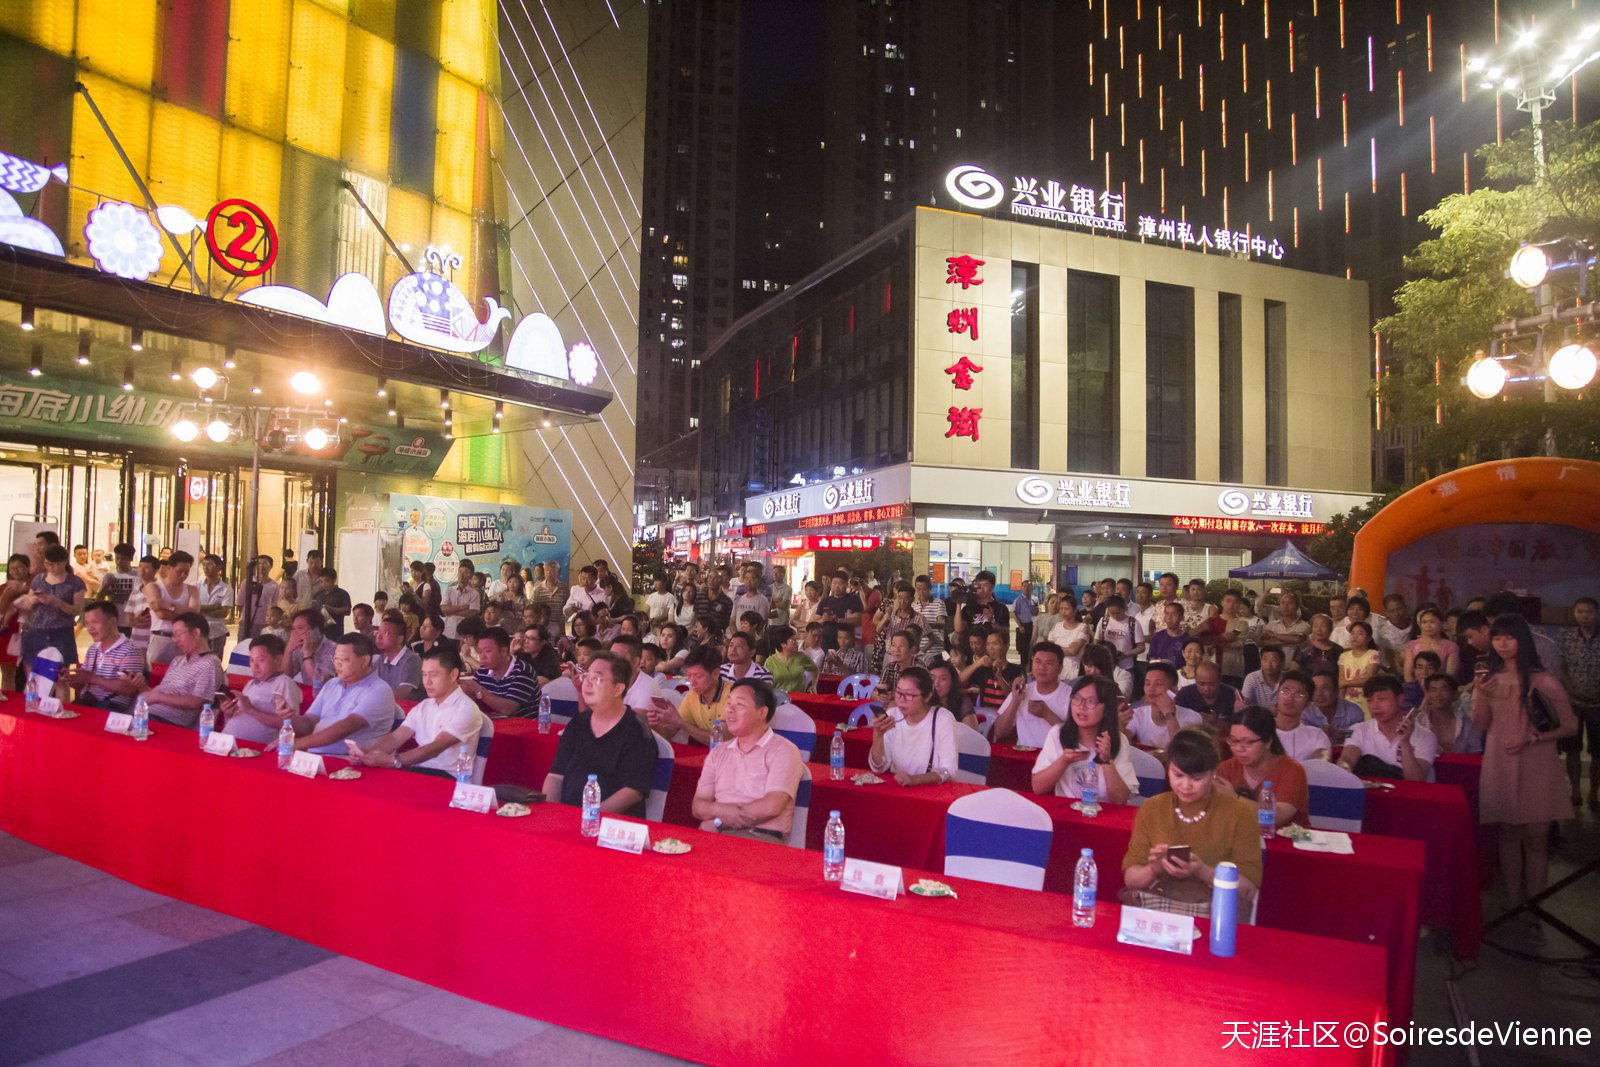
[823,810,845,881]
[24,688,37,715]
[581,774,602,836]
[1257,780,1277,846]
[453,741,473,785]
[1077,756,1100,816]
[277,718,295,768]
[709,718,726,747]
[1072,847,1097,927]
[830,724,845,780]
[198,702,215,747]
[132,696,150,741]
[537,693,552,734]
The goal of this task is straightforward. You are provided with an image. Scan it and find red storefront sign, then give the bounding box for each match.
[777,535,883,553]
[795,503,910,530]
[1172,516,1326,535]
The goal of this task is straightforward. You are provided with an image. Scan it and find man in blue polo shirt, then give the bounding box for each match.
[286,632,398,755]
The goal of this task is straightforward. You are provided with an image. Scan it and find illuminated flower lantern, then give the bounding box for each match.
[567,341,599,386]
[387,245,510,353]
[85,201,164,280]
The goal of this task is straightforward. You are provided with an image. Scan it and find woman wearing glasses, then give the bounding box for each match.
[1030,675,1138,805]
[867,666,960,787]
[1216,706,1311,829]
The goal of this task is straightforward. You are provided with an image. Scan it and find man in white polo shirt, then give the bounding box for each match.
[1125,660,1202,748]
[991,642,1074,748]
[1339,674,1438,782]
[350,645,483,777]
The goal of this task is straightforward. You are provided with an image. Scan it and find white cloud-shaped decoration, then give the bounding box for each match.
[0,190,63,255]
[85,201,164,280]
[568,341,599,386]
[503,312,569,379]
[237,272,387,335]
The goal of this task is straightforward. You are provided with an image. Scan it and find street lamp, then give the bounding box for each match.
[1468,18,1600,181]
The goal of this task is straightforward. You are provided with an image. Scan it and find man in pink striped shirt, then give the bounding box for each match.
[691,680,804,842]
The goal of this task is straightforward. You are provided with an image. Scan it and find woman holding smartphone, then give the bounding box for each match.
[1030,674,1137,804]
[1120,727,1261,920]
[1471,613,1578,938]
[867,666,959,787]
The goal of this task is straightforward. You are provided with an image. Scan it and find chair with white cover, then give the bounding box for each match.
[655,684,684,709]
[770,703,817,761]
[846,702,882,727]
[971,708,997,739]
[540,675,580,723]
[26,646,63,700]
[1127,746,1167,805]
[1302,759,1366,832]
[225,639,253,685]
[646,731,675,822]
[951,721,991,784]
[472,713,495,786]
[943,788,1054,891]
[838,673,880,700]
[787,765,813,849]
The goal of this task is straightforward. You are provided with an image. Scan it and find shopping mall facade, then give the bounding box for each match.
[663,165,1375,592]
[0,3,642,599]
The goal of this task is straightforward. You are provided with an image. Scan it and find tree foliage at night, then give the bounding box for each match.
[1376,119,1600,481]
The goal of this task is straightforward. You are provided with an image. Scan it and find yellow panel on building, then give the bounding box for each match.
[285,0,348,158]
[440,0,492,89]
[384,185,431,294]
[431,203,475,298]
[226,0,292,140]
[0,2,77,54]
[70,73,152,207]
[75,0,158,90]
[342,27,394,176]
[434,73,477,213]
[349,0,395,37]
[219,127,283,238]
[148,103,221,225]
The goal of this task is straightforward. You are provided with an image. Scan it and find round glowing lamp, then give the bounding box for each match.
[1467,356,1509,399]
[1549,343,1598,390]
[171,418,199,443]
[289,370,321,395]
[1508,245,1551,289]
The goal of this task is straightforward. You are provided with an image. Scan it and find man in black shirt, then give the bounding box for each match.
[815,572,863,651]
[693,567,734,636]
[956,570,1009,639]
[542,651,656,818]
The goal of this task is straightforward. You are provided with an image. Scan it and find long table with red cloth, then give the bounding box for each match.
[1359,779,1481,958]
[662,748,1421,1026]
[0,701,1389,1065]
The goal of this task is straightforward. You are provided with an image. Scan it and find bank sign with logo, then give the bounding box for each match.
[747,468,912,526]
[943,163,1286,262]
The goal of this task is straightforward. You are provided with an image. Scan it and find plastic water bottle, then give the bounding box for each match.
[453,741,473,785]
[132,695,150,741]
[1258,780,1277,846]
[830,724,845,780]
[24,688,38,714]
[709,718,726,747]
[277,718,295,768]
[1072,847,1098,927]
[823,810,846,881]
[1210,861,1240,957]
[581,774,602,836]
[198,703,215,746]
[537,694,552,734]
[1077,756,1100,816]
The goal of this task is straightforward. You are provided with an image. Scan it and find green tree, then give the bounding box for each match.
[1377,120,1600,481]
[1303,491,1401,581]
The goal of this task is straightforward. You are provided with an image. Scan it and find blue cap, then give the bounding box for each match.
[829,809,841,818]
[1080,847,1092,857]
[586,773,597,781]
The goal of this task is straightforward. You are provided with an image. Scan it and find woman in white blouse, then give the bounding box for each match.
[1030,675,1139,804]
[1045,598,1091,676]
[867,666,960,786]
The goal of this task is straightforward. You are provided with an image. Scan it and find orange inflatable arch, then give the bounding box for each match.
[1348,457,1600,599]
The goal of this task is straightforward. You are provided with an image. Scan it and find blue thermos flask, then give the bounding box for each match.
[1210,861,1239,957]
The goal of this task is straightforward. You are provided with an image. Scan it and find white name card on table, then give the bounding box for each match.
[840,858,905,900]
[1116,905,1195,955]
[202,732,238,756]
[449,783,497,814]
[38,697,61,715]
[104,712,134,734]
[286,751,325,778]
[597,816,649,854]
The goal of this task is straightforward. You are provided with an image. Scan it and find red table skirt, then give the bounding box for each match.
[0,701,1389,1066]
[790,691,863,725]
[1360,779,1482,958]
[663,750,1420,1028]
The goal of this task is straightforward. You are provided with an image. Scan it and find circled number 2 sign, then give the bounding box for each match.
[204,198,278,277]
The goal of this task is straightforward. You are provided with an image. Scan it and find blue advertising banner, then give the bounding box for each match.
[383,494,571,585]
